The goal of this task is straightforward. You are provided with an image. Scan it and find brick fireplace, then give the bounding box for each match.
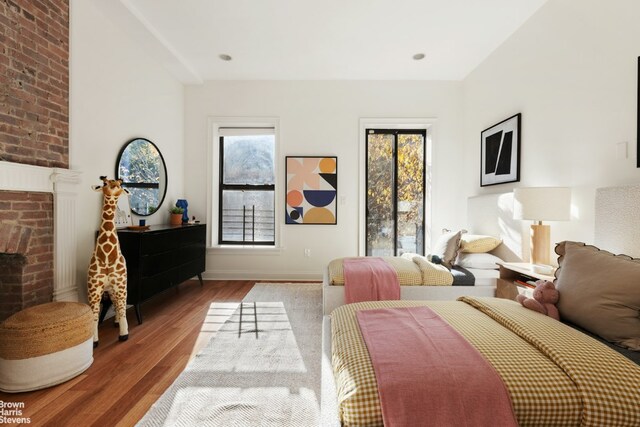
[0,0,76,320]
[0,193,52,319]
[0,165,80,320]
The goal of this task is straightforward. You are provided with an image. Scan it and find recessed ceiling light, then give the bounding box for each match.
[413,53,425,61]
[219,54,232,61]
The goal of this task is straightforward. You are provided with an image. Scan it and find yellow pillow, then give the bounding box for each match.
[460,235,501,253]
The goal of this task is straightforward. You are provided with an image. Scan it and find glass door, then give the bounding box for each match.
[366,129,425,256]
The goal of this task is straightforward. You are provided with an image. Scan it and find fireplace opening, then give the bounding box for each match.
[0,196,54,321]
[0,254,28,320]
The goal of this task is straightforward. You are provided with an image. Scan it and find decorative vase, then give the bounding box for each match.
[170,213,182,225]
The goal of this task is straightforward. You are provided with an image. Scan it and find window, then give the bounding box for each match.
[218,129,275,245]
[366,129,426,256]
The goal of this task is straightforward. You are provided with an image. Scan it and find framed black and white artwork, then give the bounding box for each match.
[480,113,521,187]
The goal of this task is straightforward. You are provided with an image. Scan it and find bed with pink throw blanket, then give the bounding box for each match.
[323,255,498,315]
[331,297,640,426]
[328,255,452,286]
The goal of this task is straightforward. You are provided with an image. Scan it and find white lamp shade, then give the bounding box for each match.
[513,187,571,221]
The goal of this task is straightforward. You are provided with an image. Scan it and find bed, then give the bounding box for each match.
[322,193,523,315]
[320,185,640,426]
[322,255,500,315]
[330,297,640,426]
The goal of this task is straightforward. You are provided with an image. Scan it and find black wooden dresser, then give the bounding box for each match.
[108,223,206,324]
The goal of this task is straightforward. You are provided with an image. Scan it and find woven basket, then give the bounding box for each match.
[0,302,93,360]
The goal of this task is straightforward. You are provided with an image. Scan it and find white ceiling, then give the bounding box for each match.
[115,0,548,83]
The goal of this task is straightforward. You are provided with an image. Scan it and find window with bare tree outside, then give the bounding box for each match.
[366,129,425,256]
[219,130,275,245]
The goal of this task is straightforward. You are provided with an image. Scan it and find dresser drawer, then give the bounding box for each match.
[140,267,180,300]
[178,244,205,264]
[179,226,206,246]
[140,231,175,255]
[140,251,177,276]
[179,258,206,281]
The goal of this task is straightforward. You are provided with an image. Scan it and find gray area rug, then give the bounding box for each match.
[137,283,323,427]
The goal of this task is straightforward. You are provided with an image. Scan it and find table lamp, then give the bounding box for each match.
[513,187,571,266]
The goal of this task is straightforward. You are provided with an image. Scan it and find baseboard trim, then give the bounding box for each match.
[202,269,322,281]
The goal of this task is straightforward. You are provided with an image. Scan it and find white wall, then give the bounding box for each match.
[69,0,184,300]
[71,0,640,285]
[184,81,464,279]
[462,0,640,258]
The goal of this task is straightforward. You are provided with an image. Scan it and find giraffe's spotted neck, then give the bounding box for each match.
[96,195,120,255]
[100,196,118,224]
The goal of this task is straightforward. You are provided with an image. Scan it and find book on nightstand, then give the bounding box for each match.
[515,279,536,288]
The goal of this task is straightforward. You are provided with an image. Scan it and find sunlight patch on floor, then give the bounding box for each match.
[138,284,323,426]
[189,302,239,359]
[189,302,307,374]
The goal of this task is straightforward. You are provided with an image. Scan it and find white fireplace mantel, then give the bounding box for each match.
[0,161,82,302]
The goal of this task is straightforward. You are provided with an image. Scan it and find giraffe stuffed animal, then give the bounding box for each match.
[88,176,129,347]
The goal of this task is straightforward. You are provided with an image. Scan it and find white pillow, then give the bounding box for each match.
[455,252,503,270]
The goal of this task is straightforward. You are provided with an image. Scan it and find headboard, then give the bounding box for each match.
[467,192,525,262]
[467,184,640,262]
[595,184,640,257]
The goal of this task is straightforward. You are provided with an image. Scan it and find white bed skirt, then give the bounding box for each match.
[322,268,496,316]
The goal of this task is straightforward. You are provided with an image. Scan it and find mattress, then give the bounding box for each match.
[466,268,499,286]
[331,298,640,426]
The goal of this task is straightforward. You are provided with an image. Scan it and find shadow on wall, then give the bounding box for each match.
[497,192,526,262]
[467,192,525,263]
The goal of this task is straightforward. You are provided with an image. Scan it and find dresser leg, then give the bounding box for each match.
[135,304,143,325]
[197,273,204,287]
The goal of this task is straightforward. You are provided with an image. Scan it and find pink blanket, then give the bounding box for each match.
[343,257,400,304]
[356,307,518,427]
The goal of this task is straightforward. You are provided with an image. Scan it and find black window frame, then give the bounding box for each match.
[365,128,426,256]
[218,135,276,246]
[115,137,167,217]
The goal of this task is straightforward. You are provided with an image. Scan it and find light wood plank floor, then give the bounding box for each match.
[0,280,259,427]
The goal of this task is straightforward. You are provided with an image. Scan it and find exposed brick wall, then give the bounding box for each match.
[0,0,68,320]
[0,0,69,168]
[0,191,53,320]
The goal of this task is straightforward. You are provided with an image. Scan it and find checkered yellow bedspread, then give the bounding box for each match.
[327,256,452,286]
[331,298,640,426]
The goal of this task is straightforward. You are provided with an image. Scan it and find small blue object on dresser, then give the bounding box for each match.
[176,199,188,224]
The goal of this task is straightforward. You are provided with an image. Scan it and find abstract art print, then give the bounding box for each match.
[286,156,337,224]
[480,113,521,187]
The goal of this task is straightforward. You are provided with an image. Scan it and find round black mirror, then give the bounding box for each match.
[116,138,167,216]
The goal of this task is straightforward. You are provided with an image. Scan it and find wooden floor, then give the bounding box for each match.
[0,280,258,427]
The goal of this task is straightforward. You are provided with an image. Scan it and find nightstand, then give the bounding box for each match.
[496,262,556,300]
